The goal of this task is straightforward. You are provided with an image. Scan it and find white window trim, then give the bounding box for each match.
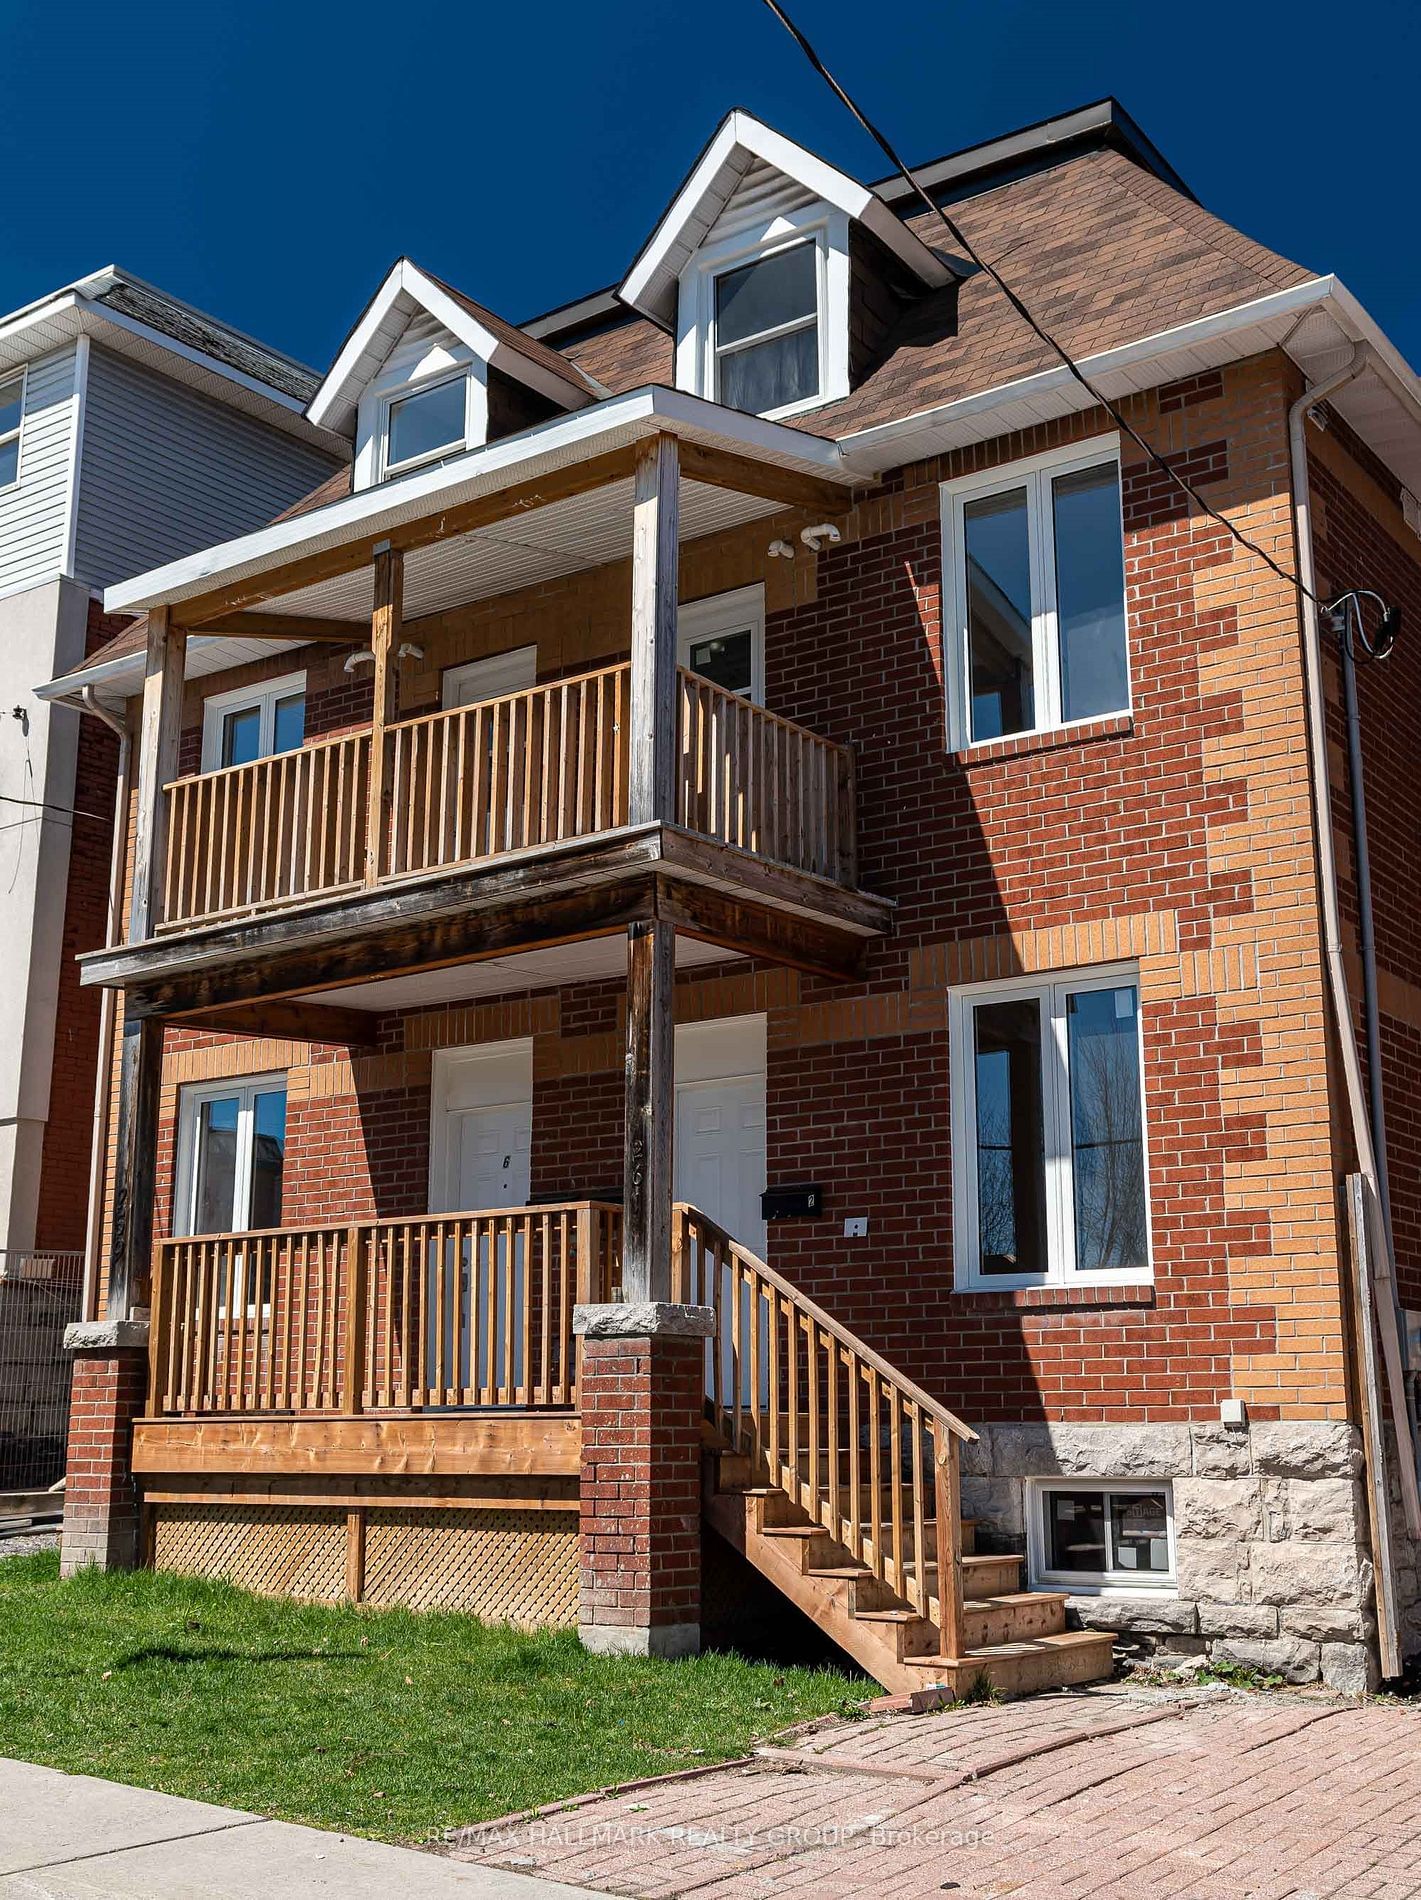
[676,203,850,420]
[1027,1478,1177,1596]
[378,365,481,481]
[200,671,307,774]
[0,364,25,492]
[940,433,1129,751]
[442,644,538,712]
[173,1071,289,1240]
[678,584,765,704]
[949,961,1153,1291]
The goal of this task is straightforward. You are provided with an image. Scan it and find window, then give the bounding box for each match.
[383,372,469,477]
[174,1075,288,1237]
[714,240,819,415]
[943,439,1128,747]
[1030,1482,1175,1593]
[201,673,306,773]
[678,586,765,702]
[950,968,1150,1287]
[0,369,23,489]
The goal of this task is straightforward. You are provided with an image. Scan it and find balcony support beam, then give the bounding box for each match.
[129,606,186,943]
[364,547,402,885]
[622,916,676,1305]
[106,1012,164,1320]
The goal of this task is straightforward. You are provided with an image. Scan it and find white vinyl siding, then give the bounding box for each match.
[0,346,80,603]
[72,345,339,589]
[353,310,482,490]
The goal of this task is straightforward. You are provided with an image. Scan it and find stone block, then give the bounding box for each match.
[1173,1478,1263,1541]
[1251,1422,1362,1480]
[1286,1478,1366,1543]
[1175,1538,1247,1604]
[1320,1641,1380,1696]
[1247,1540,1366,1611]
[1197,1600,1279,1640]
[1191,1423,1254,1478]
[960,1476,1024,1537]
[1068,1594,1198,1636]
[1280,1601,1369,1643]
[1210,1636,1320,1684]
[960,1425,995,1479]
[988,1423,1189,1480]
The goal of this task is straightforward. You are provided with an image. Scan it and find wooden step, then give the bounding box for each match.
[850,1606,939,1660]
[901,1630,1116,1698]
[962,1591,1068,1647]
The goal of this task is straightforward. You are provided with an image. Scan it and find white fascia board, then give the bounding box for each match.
[102,385,855,618]
[620,110,950,327]
[309,260,594,436]
[835,277,1348,471]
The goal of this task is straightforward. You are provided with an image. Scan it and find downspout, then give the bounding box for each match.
[1288,343,1421,1678]
[76,686,131,1324]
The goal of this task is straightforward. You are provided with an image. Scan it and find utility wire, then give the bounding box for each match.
[758,0,1327,609]
[0,792,109,823]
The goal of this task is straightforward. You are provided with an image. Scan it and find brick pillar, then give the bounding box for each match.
[60,1320,150,1576]
[574,1301,714,1659]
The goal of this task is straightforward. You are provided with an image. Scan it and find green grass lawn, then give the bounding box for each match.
[0,1550,865,1843]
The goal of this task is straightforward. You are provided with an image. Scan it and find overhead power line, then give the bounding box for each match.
[757,0,1327,608]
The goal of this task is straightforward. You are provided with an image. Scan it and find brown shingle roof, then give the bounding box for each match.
[555,146,1311,435]
[426,272,604,400]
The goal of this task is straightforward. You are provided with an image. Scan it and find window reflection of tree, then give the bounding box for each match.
[1069,1006,1147,1272]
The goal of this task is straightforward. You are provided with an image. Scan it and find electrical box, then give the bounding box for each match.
[760,1184,824,1221]
[844,1216,869,1239]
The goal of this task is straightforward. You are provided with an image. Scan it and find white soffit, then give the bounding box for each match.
[620,109,952,329]
[836,277,1421,503]
[314,932,742,1011]
[99,385,854,620]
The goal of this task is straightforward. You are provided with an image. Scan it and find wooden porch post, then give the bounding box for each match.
[622,434,680,1304]
[128,605,186,942]
[364,545,402,885]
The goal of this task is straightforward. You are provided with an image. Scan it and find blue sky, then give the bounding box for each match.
[5,0,1419,376]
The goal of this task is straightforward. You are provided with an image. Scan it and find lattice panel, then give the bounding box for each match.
[150,1504,347,1602]
[362,1509,578,1626]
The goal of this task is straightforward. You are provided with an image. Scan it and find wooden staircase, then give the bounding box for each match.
[675,1207,1116,1699]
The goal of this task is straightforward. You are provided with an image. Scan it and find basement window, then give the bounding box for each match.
[950,967,1151,1289]
[0,369,23,488]
[1030,1481,1175,1593]
[942,437,1129,748]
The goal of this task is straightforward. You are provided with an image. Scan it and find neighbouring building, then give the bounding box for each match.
[41,102,1421,1695]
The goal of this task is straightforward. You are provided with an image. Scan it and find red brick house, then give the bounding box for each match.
[44,101,1421,1695]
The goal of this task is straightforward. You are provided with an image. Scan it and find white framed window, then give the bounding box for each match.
[200,671,306,773]
[678,585,765,703]
[0,368,24,489]
[949,965,1151,1289]
[174,1073,289,1239]
[941,436,1129,749]
[1028,1480,1175,1594]
[380,368,474,479]
[678,206,849,420]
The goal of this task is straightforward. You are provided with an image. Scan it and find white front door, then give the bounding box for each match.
[674,1016,767,1254]
[428,1042,534,1401]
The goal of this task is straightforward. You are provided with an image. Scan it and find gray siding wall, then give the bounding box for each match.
[73,345,340,589]
[0,347,79,601]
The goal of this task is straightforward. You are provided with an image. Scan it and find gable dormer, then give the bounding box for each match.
[619,112,952,420]
[308,259,601,490]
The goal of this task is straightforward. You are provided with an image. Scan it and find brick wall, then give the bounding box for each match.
[34,600,122,1252]
[60,1345,147,1573]
[103,353,1356,1431]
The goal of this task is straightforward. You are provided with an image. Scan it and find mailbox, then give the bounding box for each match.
[760,1184,824,1221]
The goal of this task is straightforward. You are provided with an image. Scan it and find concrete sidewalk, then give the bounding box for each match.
[0,1758,600,1900]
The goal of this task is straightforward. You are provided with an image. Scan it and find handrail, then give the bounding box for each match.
[148,1201,622,1419]
[674,1202,972,1657]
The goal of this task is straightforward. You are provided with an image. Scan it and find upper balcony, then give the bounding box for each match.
[75,390,893,1023]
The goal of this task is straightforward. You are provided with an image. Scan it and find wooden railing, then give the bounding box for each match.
[678,670,856,885]
[672,1204,975,1659]
[156,661,856,931]
[387,664,630,879]
[147,1202,622,1418]
[163,728,369,927]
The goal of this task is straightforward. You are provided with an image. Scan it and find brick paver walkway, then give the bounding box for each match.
[443,1685,1421,1898]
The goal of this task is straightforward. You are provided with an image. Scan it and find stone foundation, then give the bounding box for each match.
[962,1420,1377,1692]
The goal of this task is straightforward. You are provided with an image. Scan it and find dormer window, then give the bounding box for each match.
[713,239,819,415]
[383,371,470,477]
